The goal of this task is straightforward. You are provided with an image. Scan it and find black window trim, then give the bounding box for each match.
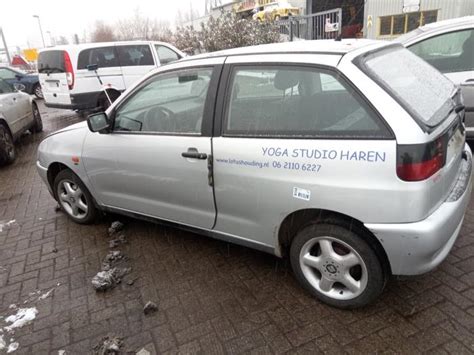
[214,62,395,140]
[108,64,223,138]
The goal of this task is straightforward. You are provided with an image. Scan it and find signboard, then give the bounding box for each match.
[325,18,339,32]
[403,0,420,13]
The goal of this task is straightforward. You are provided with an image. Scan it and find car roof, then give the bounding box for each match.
[181,39,386,62]
[38,40,176,53]
[396,16,474,44]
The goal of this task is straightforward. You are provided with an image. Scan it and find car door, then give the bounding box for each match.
[212,59,395,248]
[408,28,474,133]
[0,79,23,135]
[82,62,223,229]
[118,44,157,88]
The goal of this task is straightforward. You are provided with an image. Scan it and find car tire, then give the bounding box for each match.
[54,169,98,224]
[31,103,43,133]
[97,91,120,112]
[33,84,43,99]
[290,221,386,309]
[0,124,16,166]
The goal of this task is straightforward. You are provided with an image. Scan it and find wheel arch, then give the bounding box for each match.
[277,208,392,275]
[47,162,70,197]
[0,118,13,137]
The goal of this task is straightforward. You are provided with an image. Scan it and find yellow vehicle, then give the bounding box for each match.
[253,1,300,21]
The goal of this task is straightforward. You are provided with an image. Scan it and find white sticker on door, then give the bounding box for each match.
[293,187,311,201]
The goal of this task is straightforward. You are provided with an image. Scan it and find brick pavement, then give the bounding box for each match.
[0,101,473,354]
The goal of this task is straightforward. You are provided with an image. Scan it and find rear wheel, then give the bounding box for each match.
[97,91,120,112]
[33,84,43,99]
[54,169,98,224]
[31,103,43,133]
[0,124,15,166]
[290,222,386,309]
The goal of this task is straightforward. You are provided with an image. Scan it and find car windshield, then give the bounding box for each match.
[357,45,456,128]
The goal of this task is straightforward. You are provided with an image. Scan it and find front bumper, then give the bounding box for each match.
[366,146,473,276]
[36,160,53,196]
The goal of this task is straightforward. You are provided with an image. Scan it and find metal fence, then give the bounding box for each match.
[278,8,342,41]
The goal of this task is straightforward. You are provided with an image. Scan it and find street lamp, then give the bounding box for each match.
[32,15,46,48]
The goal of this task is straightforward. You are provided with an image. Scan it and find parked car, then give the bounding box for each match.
[253,1,300,21]
[0,66,43,99]
[37,39,471,309]
[397,16,473,138]
[37,41,185,113]
[0,79,42,165]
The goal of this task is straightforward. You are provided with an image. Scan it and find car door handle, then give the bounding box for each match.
[461,79,474,86]
[182,148,207,160]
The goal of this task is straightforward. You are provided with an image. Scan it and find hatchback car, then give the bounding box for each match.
[0,79,43,165]
[397,16,473,138]
[36,39,472,308]
[0,66,43,99]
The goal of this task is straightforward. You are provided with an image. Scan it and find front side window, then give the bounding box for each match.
[224,66,388,138]
[0,68,16,80]
[77,47,119,70]
[409,29,474,73]
[0,79,13,94]
[117,45,154,67]
[114,68,213,134]
[155,45,180,65]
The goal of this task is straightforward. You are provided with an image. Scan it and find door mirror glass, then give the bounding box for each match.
[15,74,23,80]
[13,83,26,92]
[87,112,110,132]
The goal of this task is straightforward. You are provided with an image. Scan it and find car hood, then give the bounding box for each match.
[47,121,88,138]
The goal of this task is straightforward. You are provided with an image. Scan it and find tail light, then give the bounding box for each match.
[63,51,74,90]
[396,136,447,182]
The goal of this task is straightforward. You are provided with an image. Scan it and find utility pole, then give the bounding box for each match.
[0,27,11,65]
[33,15,46,48]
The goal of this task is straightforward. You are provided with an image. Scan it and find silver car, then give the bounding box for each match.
[0,78,43,165]
[397,16,474,138]
[36,39,472,309]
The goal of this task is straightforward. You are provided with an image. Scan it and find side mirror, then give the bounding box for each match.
[87,112,110,133]
[87,64,99,71]
[15,74,23,81]
[13,83,26,92]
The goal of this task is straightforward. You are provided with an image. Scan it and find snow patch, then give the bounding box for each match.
[7,342,18,353]
[5,308,38,331]
[0,220,16,232]
[0,334,5,350]
[38,288,55,300]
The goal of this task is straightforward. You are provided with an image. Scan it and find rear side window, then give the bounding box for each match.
[0,68,16,80]
[409,29,474,73]
[357,45,456,128]
[224,66,389,138]
[117,45,154,67]
[38,50,65,73]
[155,45,180,65]
[0,79,13,94]
[77,47,119,70]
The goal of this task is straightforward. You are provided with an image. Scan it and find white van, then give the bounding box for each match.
[38,41,185,111]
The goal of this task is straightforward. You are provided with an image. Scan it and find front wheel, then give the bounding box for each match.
[31,103,43,133]
[34,84,43,99]
[54,169,98,224]
[290,222,386,309]
[0,125,15,166]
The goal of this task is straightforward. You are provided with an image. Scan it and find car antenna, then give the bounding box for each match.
[335,0,367,41]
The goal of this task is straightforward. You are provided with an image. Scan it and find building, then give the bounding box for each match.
[305,0,474,39]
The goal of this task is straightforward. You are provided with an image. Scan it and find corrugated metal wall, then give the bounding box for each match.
[363,0,473,39]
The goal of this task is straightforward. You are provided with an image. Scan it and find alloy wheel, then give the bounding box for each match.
[57,179,88,220]
[299,236,368,300]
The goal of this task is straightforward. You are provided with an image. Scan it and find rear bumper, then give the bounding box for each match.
[44,91,101,110]
[366,145,473,275]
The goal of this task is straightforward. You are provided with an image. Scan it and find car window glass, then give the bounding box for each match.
[117,45,154,67]
[77,47,118,70]
[155,45,180,65]
[114,68,213,134]
[0,68,16,80]
[225,66,388,138]
[0,79,13,94]
[409,29,474,73]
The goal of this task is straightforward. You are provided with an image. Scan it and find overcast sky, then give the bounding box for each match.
[1,0,208,49]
